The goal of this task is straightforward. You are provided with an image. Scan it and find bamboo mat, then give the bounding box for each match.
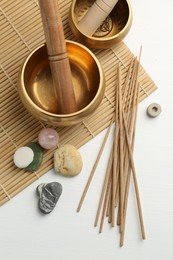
[0,0,157,206]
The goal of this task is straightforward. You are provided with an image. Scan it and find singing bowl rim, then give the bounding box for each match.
[18,40,105,124]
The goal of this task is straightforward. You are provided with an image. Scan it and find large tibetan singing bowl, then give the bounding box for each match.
[18,40,105,126]
[69,0,132,49]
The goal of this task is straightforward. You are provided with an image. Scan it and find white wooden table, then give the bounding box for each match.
[1,0,172,259]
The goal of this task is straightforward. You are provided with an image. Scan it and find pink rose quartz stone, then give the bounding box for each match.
[38,128,59,149]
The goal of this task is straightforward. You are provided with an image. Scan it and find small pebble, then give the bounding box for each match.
[38,128,59,149]
[147,103,162,118]
[54,144,83,177]
[36,182,62,214]
[25,142,43,172]
[13,146,34,168]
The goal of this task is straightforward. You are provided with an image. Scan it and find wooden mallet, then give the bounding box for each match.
[39,0,77,114]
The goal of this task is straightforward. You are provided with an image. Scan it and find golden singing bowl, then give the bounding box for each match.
[69,0,132,49]
[18,40,105,126]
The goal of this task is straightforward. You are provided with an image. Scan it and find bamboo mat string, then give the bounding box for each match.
[82,121,95,138]
[104,93,115,108]
[33,0,39,7]
[110,48,130,70]
[0,64,17,90]
[139,84,149,97]
[33,172,40,180]
[0,7,31,51]
[0,123,18,149]
[39,121,46,128]
[0,184,11,201]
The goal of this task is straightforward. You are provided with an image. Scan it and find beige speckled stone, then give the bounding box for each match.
[54,144,83,177]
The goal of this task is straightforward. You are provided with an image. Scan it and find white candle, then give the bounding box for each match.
[77,0,119,36]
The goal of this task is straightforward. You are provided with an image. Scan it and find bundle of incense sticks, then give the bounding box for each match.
[77,51,145,246]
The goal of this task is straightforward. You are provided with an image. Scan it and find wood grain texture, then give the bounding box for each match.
[38,0,77,113]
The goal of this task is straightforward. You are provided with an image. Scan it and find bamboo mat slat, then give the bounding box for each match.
[0,0,157,206]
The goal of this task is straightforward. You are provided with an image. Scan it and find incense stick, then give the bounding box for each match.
[116,59,138,227]
[77,117,114,212]
[120,81,145,246]
[117,66,125,232]
[75,52,146,246]
[94,148,113,227]
[120,83,140,246]
[119,62,139,245]
[116,57,138,226]
[122,57,136,106]
[120,48,145,246]
[106,175,114,222]
[111,71,120,226]
[99,163,113,233]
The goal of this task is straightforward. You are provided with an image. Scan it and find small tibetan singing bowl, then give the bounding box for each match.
[18,40,105,126]
[69,0,132,49]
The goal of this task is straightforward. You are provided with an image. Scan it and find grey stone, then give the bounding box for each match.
[36,182,62,214]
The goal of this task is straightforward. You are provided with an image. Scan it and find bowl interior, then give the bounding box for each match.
[74,0,130,39]
[23,42,101,114]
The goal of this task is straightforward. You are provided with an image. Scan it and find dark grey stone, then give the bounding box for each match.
[36,182,62,214]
